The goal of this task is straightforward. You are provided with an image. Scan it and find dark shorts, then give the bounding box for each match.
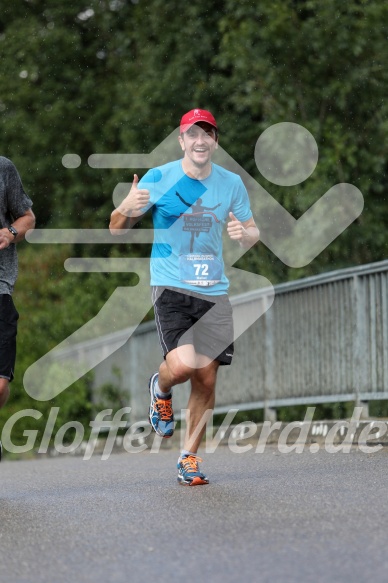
[0,294,19,382]
[152,286,234,365]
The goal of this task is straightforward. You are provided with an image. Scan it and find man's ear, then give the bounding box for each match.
[178,134,185,152]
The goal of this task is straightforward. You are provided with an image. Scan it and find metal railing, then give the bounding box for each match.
[53,260,388,420]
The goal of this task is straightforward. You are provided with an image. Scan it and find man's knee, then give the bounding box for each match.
[164,346,198,384]
[197,378,216,396]
[192,363,219,394]
[165,359,193,385]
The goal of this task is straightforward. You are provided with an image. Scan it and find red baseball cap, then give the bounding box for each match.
[180,109,218,134]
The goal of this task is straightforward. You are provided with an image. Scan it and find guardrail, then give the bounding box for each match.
[54,260,388,421]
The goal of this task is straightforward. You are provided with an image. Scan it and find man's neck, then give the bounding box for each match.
[181,158,212,180]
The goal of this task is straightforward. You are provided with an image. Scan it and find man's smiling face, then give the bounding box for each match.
[179,122,218,169]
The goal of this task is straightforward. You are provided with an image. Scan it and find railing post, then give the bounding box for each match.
[264,297,276,422]
[355,400,370,419]
[353,274,368,417]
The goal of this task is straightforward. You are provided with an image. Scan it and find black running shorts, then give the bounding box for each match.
[152,286,234,365]
[0,294,19,381]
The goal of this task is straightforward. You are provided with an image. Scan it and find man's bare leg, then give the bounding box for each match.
[158,344,197,391]
[183,357,219,453]
[151,346,220,484]
[0,378,9,461]
[157,348,218,450]
[148,345,195,438]
[0,378,10,408]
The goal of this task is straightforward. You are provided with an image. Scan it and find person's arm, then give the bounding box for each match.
[0,208,36,250]
[109,174,150,234]
[227,212,260,249]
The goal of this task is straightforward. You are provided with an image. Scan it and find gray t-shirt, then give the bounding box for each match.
[0,156,33,294]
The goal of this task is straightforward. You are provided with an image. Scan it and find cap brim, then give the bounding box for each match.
[180,120,217,134]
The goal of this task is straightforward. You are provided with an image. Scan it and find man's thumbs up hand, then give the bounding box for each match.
[118,174,150,218]
[227,212,247,242]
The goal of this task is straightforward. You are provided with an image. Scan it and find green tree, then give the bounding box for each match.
[211,0,388,280]
[1,0,387,440]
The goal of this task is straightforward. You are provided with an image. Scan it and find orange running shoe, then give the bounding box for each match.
[177,454,209,486]
[148,373,174,438]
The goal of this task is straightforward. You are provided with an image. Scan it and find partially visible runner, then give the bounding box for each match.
[110,109,259,485]
[0,157,35,461]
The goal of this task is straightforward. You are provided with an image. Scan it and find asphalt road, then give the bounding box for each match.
[0,446,387,583]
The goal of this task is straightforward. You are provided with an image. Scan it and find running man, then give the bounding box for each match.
[0,156,35,461]
[110,109,259,485]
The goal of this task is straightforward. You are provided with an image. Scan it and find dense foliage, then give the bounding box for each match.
[0,0,387,445]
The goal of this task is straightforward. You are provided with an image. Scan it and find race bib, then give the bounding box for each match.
[179,254,222,286]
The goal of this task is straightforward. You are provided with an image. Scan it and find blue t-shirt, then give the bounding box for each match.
[139,159,252,295]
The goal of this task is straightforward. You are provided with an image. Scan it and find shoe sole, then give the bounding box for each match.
[177,476,209,486]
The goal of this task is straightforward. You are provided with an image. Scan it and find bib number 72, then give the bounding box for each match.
[194,263,209,276]
[179,253,222,286]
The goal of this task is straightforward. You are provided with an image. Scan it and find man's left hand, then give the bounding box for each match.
[227,212,248,242]
[227,213,260,249]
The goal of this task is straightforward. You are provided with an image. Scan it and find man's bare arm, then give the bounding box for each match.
[109,174,150,234]
[0,208,36,250]
[227,213,260,249]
